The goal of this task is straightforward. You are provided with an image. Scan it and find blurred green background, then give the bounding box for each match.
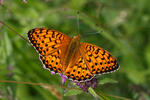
[0,0,150,100]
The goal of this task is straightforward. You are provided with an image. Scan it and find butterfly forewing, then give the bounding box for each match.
[27,28,71,74]
[27,28,71,56]
[80,43,119,75]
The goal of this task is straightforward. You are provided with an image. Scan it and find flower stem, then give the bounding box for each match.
[88,87,99,98]
[89,87,110,100]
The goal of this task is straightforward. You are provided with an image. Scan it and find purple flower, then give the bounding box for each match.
[0,0,4,5]
[75,78,98,92]
[6,66,13,70]
[22,0,27,4]
[51,71,55,75]
[42,65,98,90]
[91,78,98,88]
[43,65,66,85]
[60,74,67,85]
[49,71,66,85]
[43,65,46,69]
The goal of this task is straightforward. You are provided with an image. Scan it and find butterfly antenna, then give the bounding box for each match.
[77,11,80,34]
[0,20,30,44]
[81,30,103,38]
[87,30,103,35]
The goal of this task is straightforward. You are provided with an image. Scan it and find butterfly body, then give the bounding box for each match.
[63,35,80,70]
[27,28,119,82]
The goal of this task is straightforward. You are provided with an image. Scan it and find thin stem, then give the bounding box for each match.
[88,87,99,98]
[105,94,132,100]
[95,89,131,100]
[0,80,79,90]
[0,20,30,44]
[0,80,43,86]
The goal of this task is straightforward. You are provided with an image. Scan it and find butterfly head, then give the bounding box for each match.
[72,34,80,41]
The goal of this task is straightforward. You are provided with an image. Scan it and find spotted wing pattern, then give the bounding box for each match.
[27,28,119,82]
[65,55,93,82]
[81,43,119,75]
[27,28,71,56]
[64,43,119,82]
[27,28,71,74]
[40,50,63,73]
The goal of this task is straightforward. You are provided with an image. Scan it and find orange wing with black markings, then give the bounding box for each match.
[27,28,119,82]
[64,49,93,82]
[64,42,119,82]
[40,50,64,73]
[27,28,71,74]
[80,43,119,75]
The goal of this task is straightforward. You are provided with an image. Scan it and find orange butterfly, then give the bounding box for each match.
[27,28,119,82]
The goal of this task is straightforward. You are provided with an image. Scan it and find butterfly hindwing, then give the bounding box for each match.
[64,55,93,82]
[40,50,63,73]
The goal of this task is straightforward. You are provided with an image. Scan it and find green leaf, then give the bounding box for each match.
[4,31,12,57]
[88,87,98,98]
[94,89,110,100]
[99,78,118,85]
[64,89,83,96]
